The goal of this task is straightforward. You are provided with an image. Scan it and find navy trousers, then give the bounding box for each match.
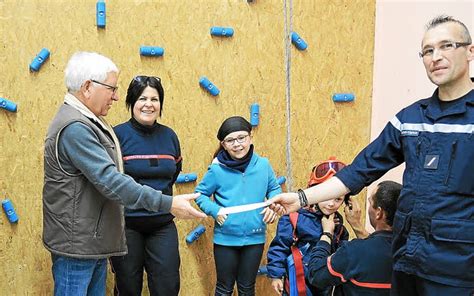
[391,270,474,296]
[110,217,180,296]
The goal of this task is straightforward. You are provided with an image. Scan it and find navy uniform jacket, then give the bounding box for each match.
[307,230,392,296]
[336,85,474,288]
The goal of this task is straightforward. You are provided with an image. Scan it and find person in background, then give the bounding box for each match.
[42,52,205,296]
[307,181,402,296]
[195,116,282,296]
[110,76,183,295]
[267,157,349,296]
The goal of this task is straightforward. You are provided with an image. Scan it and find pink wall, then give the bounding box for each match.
[365,0,473,230]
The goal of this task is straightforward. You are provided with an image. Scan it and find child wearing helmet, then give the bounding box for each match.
[266,157,350,296]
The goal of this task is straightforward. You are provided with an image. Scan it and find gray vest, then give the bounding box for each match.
[42,104,126,259]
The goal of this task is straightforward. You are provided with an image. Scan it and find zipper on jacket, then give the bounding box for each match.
[416,140,421,156]
[444,140,458,185]
[93,205,105,238]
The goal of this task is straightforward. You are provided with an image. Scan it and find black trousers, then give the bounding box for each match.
[110,217,180,296]
[391,270,474,296]
[213,243,264,296]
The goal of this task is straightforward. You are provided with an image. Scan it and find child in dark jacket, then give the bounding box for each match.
[267,157,349,296]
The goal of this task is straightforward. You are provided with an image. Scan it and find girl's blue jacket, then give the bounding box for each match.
[195,153,282,246]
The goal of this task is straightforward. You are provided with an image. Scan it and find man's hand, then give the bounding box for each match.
[271,278,284,295]
[344,197,369,238]
[268,192,300,215]
[216,214,227,226]
[170,193,207,219]
[261,207,277,224]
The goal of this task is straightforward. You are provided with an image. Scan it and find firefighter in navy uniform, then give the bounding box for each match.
[270,15,474,296]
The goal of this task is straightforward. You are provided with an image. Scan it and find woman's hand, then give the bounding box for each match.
[216,214,227,226]
[271,278,284,295]
[261,207,277,224]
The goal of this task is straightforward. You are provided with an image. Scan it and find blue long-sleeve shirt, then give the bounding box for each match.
[114,119,182,217]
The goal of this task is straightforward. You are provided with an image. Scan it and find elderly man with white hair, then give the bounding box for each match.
[42,51,206,295]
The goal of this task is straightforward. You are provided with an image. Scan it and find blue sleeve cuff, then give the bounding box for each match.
[336,168,365,195]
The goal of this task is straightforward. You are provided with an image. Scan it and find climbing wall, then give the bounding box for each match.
[0,0,374,294]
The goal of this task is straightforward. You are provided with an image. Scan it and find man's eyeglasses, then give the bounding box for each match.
[222,134,249,146]
[91,80,118,94]
[419,41,471,58]
[308,157,346,187]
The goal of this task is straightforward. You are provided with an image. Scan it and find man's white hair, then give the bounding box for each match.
[65,51,119,93]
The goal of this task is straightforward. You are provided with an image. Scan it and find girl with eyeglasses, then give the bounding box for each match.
[266,157,349,296]
[194,116,282,296]
[110,76,182,295]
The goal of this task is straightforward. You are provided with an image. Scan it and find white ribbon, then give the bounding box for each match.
[217,200,272,215]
